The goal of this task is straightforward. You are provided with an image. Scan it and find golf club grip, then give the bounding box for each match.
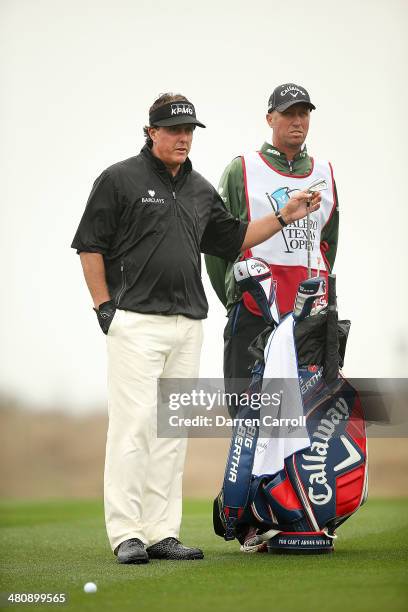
[324,274,339,384]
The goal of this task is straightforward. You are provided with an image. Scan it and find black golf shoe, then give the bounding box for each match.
[116,538,149,564]
[146,537,204,560]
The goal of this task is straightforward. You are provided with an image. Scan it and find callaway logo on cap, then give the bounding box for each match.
[268,83,316,113]
[149,100,206,128]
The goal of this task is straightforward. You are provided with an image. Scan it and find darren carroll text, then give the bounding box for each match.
[168,416,306,428]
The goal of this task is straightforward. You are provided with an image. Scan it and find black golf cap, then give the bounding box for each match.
[149,100,206,128]
[268,83,316,113]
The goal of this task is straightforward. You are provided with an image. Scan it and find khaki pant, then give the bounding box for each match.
[104,310,203,552]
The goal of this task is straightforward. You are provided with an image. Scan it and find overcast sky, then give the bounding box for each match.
[1,0,407,412]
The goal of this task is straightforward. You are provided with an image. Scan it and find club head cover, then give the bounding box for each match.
[234,258,279,325]
[293,277,326,322]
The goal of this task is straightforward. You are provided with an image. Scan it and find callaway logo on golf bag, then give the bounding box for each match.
[286,372,367,529]
[213,258,367,554]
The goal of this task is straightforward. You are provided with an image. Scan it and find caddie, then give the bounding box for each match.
[205,83,339,413]
[71,92,320,565]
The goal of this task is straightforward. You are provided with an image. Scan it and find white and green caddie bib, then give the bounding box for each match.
[241,151,337,315]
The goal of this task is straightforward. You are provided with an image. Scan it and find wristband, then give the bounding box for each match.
[275,210,288,228]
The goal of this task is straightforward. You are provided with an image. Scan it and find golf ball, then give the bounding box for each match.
[83,582,97,593]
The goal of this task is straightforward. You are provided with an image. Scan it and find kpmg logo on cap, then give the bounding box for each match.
[280,85,307,98]
[171,103,194,116]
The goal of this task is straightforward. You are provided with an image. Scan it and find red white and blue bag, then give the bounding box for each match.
[213,259,368,554]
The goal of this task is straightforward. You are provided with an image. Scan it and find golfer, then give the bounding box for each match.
[205,83,339,414]
[71,92,320,564]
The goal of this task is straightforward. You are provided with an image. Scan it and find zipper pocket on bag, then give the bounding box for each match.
[115,260,127,306]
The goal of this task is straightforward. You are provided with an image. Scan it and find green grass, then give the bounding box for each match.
[1,498,407,612]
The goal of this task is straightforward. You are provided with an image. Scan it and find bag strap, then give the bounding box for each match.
[221,362,263,540]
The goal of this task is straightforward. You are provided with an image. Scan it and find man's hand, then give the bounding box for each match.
[79,252,115,333]
[94,299,117,335]
[280,190,321,224]
[241,190,321,251]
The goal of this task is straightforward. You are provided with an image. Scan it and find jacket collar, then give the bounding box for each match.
[141,144,193,177]
[261,142,308,162]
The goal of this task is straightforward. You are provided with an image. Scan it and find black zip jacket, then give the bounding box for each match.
[71,145,247,319]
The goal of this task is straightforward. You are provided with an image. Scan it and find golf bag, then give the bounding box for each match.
[213,258,368,554]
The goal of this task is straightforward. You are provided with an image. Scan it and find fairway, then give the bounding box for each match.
[1,499,407,612]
